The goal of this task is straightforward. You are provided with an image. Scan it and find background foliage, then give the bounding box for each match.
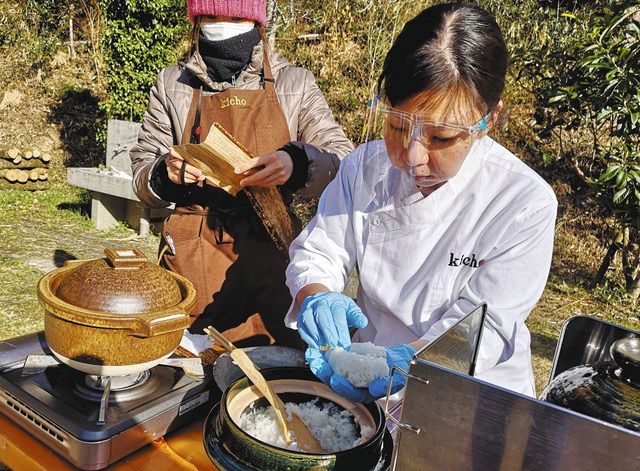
[526,4,640,297]
[98,0,190,124]
[0,0,638,301]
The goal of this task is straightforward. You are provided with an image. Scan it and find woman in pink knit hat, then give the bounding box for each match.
[130,0,353,351]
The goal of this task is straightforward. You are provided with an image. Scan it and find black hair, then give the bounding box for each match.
[378,2,508,114]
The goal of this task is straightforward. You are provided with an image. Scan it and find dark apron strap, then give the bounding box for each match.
[190,86,203,144]
[262,46,276,92]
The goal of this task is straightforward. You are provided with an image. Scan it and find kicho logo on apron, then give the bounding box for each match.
[219,96,248,109]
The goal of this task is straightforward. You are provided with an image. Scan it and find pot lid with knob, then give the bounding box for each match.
[38,248,196,337]
[53,248,183,314]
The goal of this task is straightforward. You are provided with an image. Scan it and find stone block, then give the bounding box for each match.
[91,192,126,231]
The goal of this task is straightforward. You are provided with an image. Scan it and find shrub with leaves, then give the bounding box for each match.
[531,4,639,298]
[98,0,189,123]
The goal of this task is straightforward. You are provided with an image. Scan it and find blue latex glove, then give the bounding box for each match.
[306,343,416,403]
[297,292,368,350]
[368,344,416,399]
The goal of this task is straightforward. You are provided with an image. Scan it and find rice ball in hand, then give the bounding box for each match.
[326,342,389,388]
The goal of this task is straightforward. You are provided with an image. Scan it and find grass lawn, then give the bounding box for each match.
[0,173,160,340]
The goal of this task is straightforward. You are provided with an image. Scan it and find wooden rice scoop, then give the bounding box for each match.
[171,123,297,260]
[204,326,324,453]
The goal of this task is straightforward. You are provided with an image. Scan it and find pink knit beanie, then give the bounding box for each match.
[187,0,266,25]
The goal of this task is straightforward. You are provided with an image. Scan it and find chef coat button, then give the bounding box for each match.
[371,217,381,226]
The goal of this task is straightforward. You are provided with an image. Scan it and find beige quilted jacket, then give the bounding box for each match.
[130,42,354,208]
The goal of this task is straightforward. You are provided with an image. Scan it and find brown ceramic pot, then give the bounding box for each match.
[37,248,196,376]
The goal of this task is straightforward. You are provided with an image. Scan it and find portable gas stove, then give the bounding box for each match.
[0,331,213,470]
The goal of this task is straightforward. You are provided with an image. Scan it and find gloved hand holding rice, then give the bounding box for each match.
[305,341,416,403]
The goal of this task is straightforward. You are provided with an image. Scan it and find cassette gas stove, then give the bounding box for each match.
[0,331,213,470]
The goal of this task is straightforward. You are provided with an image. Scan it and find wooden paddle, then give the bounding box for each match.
[203,326,324,453]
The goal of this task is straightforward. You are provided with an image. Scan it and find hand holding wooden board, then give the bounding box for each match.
[171,123,256,195]
[170,122,298,260]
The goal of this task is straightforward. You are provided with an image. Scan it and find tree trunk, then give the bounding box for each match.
[266,0,278,50]
[0,159,48,170]
[621,226,640,301]
[593,229,623,287]
[628,279,640,302]
[0,180,50,191]
[0,169,19,182]
[0,147,22,164]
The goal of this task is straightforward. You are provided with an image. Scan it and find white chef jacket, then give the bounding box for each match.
[285,137,557,396]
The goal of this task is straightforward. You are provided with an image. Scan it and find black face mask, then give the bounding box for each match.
[198,27,261,83]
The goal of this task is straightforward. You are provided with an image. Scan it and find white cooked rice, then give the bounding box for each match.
[326,342,389,388]
[238,398,374,453]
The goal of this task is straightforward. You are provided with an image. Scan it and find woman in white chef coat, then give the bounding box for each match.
[284,2,557,402]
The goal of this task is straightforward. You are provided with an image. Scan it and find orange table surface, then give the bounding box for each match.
[0,413,219,471]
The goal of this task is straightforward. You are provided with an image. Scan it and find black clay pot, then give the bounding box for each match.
[203,367,390,471]
[540,337,640,432]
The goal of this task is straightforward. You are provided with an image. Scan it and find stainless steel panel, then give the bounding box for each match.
[393,359,640,471]
[415,303,486,376]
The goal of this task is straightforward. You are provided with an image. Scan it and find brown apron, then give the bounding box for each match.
[161,49,303,349]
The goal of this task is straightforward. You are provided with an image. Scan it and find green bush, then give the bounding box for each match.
[526,3,640,296]
[98,0,189,123]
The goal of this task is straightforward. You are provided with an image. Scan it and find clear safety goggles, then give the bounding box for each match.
[366,96,489,148]
[363,96,490,190]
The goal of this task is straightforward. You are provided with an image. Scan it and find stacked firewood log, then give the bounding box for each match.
[0,147,51,191]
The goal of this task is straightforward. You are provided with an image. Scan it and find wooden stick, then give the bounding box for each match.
[203,326,235,351]
[31,148,41,159]
[174,345,198,358]
[1,169,18,182]
[41,153,51,163]
[204,327,293,442]
[23,150,32,160]
[17,170,28,183]
[28,169,39,181]
[0,159,47,170]
[0,180,49,191]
